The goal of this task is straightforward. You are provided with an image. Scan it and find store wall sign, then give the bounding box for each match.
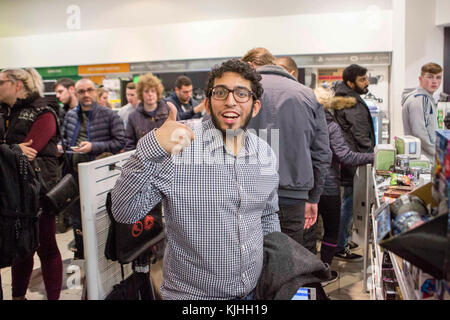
[292,52,391,67]
[36,66,78,78]
[311,53,391,66]
[129,52,391,75]
[130,58,230,73]
[78,63,130,75]
[130,61,187,73]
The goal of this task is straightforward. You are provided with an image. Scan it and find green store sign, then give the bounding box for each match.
[36,66,79,79]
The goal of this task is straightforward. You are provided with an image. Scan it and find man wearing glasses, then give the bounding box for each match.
[402,62,443,161]
[60,78,125,259]
[111,59,280,299]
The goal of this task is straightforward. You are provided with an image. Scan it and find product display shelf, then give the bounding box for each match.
[369,169,385,300]
[388,251,419,300]
[371,169,384,270]
[369,234,384,300]
[370,168,419,300]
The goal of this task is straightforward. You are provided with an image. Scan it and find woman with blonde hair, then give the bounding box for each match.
[97,87,111,108]
[314,85,374,286]
[0,68,63,300]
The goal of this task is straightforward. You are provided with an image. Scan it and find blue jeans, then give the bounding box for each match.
[337,186,353,252]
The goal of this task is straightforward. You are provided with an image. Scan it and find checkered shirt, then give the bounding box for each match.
[111,119,280,300]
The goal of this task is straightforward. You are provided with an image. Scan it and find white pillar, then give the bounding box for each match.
[390,0,444,143]
[390,0,407,142]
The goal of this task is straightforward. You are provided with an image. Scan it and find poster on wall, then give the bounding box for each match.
[364,66,389,113]
[102,78,121,109]
[317,68,344,88]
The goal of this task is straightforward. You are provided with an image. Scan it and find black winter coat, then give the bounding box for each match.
[5,94,61,196]
[333,82,375,185]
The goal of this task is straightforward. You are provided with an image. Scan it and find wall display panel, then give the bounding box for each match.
[78,63,130,76]
[36,66,79,79]
[317,68,344,88]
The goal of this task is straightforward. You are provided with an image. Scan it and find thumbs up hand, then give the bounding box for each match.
[154,103,195,154]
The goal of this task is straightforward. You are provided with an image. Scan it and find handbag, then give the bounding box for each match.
[43,173,79,215]
[104,191,165,264]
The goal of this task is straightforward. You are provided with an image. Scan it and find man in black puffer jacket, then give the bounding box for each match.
[332,64,375,262]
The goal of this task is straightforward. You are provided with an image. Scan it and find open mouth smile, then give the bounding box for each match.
[222,111,240,124]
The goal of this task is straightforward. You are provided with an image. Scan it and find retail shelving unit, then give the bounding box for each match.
[366,166,448,300]
[388,252,419,300]
[367,166,419,300]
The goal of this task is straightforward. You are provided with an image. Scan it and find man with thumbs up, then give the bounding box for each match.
[111,59,280,300]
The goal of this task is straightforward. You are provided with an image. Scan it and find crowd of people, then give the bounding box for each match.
[0,46,443,300]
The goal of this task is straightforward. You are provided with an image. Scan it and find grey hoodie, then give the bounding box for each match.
[248,65,331,203]
[401,87,437,160]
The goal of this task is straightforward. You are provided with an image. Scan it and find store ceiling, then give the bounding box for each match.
[0,0,392,38]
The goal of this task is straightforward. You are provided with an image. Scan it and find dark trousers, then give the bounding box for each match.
[11,212,63,300]
[318,194,341,265]
[278,201,317,254]
[71,198,84,259]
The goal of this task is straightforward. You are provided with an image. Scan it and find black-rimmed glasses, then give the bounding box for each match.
[76,88,95,95]
[211,86,254,103]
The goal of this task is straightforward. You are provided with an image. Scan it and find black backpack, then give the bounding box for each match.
[0,143,41,268]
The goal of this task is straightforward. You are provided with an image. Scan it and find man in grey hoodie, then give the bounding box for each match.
[242,48,331,254]
[402,62,443,161]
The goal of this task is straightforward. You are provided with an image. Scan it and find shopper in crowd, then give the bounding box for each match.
[0,68,63,300]
[242,48,331,254]
[60,79,125,259]
[275,56,299,80]
[333,64,375,261]
[313,86,374,284]
[54,78,78,124]
[111,59,280,299]
[164,75,205,120]
[97,87,111,108]
[402,62,443,161]
[124,73,170,151]
[118,82,140,129]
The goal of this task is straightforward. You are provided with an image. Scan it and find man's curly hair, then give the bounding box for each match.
[205,59,264,100]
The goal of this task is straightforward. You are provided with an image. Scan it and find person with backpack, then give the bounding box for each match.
[0,68,63,300]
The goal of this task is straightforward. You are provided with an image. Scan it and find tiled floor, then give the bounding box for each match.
[323,247,370,300]
[1,227,369,300]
